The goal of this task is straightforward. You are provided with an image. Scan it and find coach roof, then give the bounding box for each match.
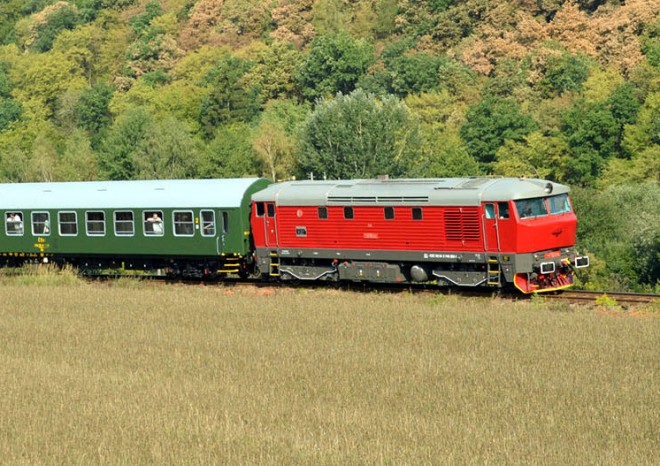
[251,178,570,206]
[0,178,268,210]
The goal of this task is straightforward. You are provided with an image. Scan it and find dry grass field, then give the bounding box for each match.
[0,269,657,464]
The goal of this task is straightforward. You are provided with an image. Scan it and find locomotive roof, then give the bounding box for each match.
[0,178,268,210]
[251,178,570,206]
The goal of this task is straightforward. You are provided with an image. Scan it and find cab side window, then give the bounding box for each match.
[5,212,24,236]
[485,204,495,219]
[498,202,510,219]
[255,203,265,217]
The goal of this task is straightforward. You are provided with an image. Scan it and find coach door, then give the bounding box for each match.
[264,202,278,247]
[483,203,500,251]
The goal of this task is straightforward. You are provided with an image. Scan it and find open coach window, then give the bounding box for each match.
[5,212,24,236]
[144,210,164,236]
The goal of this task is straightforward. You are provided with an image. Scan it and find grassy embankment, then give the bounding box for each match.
[0,268,657,464]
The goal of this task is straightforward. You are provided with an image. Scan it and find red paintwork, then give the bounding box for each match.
[253,205,483,251]
[251,200,578,256]
[515,211,577,253]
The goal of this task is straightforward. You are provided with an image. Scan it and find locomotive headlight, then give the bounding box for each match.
[545,182,553,194]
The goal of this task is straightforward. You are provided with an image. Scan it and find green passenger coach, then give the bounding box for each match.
[0,178,271,277]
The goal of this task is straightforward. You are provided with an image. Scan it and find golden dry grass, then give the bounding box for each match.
[0,276,657,464]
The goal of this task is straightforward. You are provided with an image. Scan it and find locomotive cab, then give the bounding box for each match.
[507,192,589,293]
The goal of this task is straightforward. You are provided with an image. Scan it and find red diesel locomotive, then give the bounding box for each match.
[250,177,589,293]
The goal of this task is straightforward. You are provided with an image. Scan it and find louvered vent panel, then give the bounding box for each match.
[444,208,481,244]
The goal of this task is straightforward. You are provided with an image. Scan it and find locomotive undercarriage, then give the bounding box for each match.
[0,252,250,279]
[256,247,589,293]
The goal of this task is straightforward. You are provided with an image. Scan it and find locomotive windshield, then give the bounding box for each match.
[548,193,572,214]
[515,194,572,219]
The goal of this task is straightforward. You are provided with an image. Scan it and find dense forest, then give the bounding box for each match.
[0,0,657,291]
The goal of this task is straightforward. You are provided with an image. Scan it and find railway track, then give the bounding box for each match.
[83,272,659,308]
[541,290,659,307]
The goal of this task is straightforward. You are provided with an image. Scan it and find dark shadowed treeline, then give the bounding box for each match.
[0,0,657,290]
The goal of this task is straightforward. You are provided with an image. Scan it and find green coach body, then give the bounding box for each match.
[0,178,271,274]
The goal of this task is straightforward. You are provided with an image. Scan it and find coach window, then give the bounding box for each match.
[412,207,423,221]
[173,210,194,236]
[384,207,395,220]
[5,211,24,236]
[344,206,354,220]
[498,202,510,219]
[255,203,265,217]
[58,211,78,236]
[32,212,50,236]
[267,203,275,218]
[143,210,164,236]
[201,210,215,236]
[221,212,229,234]
[86,211,105,236]
[114,211,134,236]
[318,206,328,220]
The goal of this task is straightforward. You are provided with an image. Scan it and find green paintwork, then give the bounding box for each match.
[0,178,272,261]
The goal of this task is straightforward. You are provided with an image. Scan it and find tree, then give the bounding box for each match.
[198,54,261,139]
[133,117,200,179]
[8,50,87,121]
[98,107,151,180]
[538,51,591,97]
[460,95,537,169]
[493,132,571,181]
[199,123,260,178]
[32,3,81,53]
[561,100,620,184]
[572,183,660,291]
[240,40,302,102]
[253,120,294,181]
[55,129,97,181]
[0,63,21,132]
[75,82,114,140]
[622,91,660,157]
[419,127,481,177]
[388,53,442,97]
[252,99,309,180]
[296,33,374,101]
[297,89,422,179]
